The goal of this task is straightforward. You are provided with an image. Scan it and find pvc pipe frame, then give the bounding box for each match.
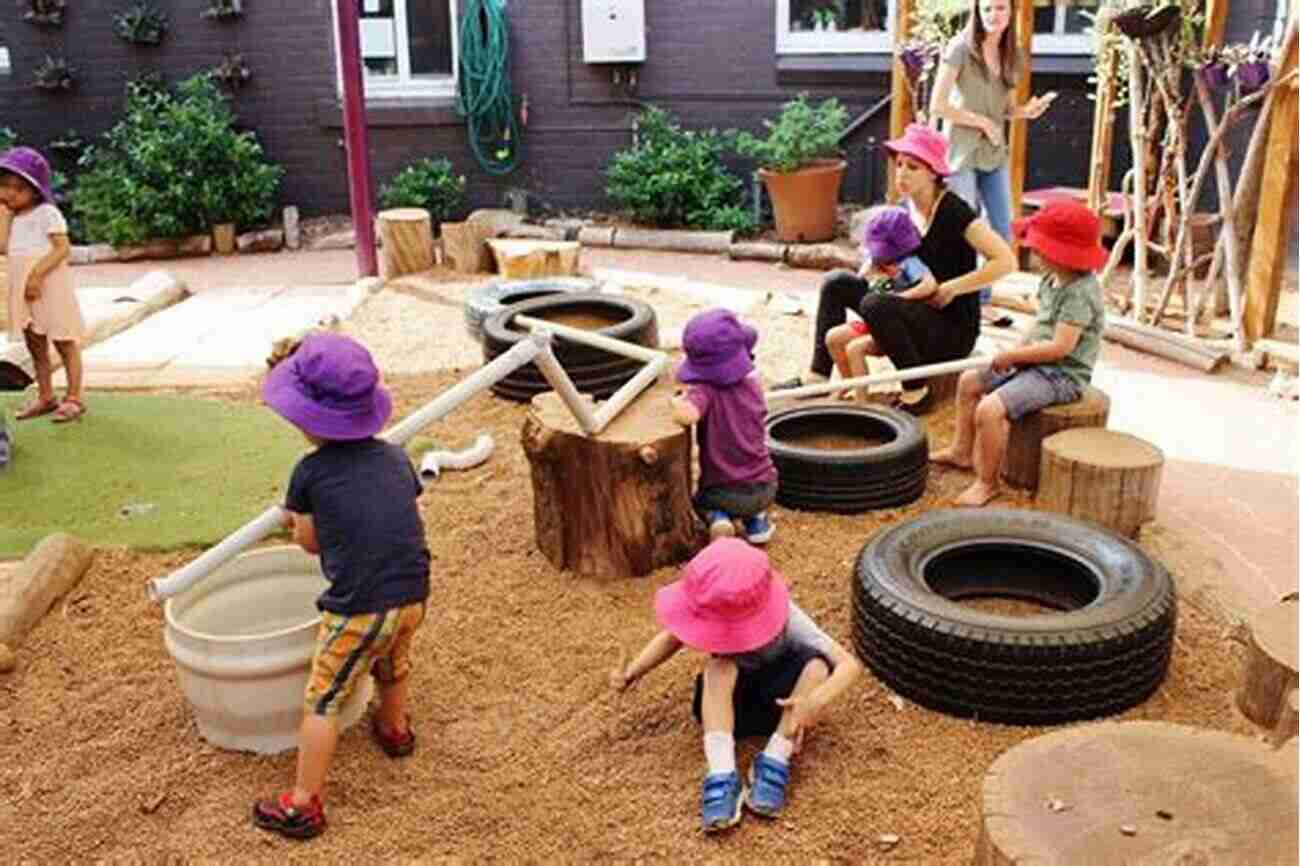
[148,332,610,602]
[766,355,992,402]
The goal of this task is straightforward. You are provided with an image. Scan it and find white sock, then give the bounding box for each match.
[703,731,736,775]
[763,732,794,765]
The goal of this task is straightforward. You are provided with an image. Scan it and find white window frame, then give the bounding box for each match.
[330,0,459,100]
[1030,0,1095,55]
[776,0,896,55]
[0,47,10,77]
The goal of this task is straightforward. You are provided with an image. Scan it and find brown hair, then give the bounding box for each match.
[965,0,1020,89]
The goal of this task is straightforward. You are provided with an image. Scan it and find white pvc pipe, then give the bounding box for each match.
[767,355,991,402]
[419,433,495,479]
[513,313,665,363]
[592,353,670,433]
[531,338,601,435]
[148,335,547,602]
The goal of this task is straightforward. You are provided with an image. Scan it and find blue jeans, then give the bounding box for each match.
[948,165,1012,304]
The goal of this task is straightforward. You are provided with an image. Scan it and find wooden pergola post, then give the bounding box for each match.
[888,0,917,201]
[1086,20,1117,214]
[1244,11,1299,342]
[1007,0,1034,224]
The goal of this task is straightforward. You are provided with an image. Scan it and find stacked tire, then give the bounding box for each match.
[851,509,1177,725]
[464,277,598,342]
[765,405,928,513]
[482,293,659,403]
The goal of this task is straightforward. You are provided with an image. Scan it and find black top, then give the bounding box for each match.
[916,190,980,331]
[285,438,431,615]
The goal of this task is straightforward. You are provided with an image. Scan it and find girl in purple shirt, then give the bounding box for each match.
[669,308,778,545]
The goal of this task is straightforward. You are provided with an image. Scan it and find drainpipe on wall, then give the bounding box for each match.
[335,0,378,278]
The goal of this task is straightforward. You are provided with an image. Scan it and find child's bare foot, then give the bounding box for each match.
[953,480,999,507]
[930,447,973,469]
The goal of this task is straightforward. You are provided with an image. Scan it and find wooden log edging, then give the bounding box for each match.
[612,227,734,254]
[1103,316,1229,372]
[0,534,95,648]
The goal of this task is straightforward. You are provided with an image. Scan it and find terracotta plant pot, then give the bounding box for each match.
[759,159,846,244]
[212,223,236,255]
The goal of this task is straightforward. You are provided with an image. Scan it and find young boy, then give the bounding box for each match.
[932,199,1107,506]
[252,332,431,839]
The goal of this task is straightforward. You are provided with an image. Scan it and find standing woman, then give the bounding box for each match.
[929,0,1056,307]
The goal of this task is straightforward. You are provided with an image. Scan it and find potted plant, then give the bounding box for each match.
[113,1,169,45]
[813,7,839,31]
[201,0,243,20]
[24,0,66,27]
[32,55,75,92]
[213,53,252,89]
[734,94,847,243]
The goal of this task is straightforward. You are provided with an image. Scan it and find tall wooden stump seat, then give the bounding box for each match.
[1037,428,1164,538]
[975,721,1298,866]
[1237,601,1299,743]
[521,382,699,578]
[1001,385,1110,491]
[376,208,434,278]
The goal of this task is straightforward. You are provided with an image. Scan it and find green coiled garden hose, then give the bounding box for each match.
[456,0,520,175]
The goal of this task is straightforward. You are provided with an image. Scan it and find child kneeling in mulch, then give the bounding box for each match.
[670,308,779,545]
[252,332,431,840]
[932,199,1106,506]
[611,538,863,832]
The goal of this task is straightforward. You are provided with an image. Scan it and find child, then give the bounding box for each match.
[824,205,936,403]
[669,308,778,545]
[610,538,863,832]
[0,147,87,422]
[252,332,431,840]
[932,199,1107,506]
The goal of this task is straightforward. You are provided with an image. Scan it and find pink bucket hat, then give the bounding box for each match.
[655,538,791,655]
[882,123,953,177]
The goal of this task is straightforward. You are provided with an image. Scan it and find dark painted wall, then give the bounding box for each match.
[0,1,1282,228]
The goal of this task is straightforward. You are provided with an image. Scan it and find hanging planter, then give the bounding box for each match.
[24,0,66,27]
[201,0,244,20]
[1112,4,1180,40]
[213,53,252,89]
[32,55,76,92]
[114,1,170,45]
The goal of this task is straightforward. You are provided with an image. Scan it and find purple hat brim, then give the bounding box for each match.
[677,352,754,387]
[653,570,791,655]
[263,359,393,440]
[0,160,53,205]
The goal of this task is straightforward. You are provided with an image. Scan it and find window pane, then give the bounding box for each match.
[1032,0,1056,34]
[790,0,888,33]
[360,0,397,77]
[1063,0,1099,34]
[408,0,454,76]
[0,46,9,77]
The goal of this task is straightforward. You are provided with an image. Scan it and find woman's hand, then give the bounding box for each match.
[23,269,42,302]
[981,117,1004,147]
[924,283,957,309]
[1022,92,1057,120]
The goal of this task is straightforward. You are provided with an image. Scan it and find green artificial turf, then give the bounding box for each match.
[0,392,307,558]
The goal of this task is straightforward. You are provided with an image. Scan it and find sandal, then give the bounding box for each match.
[50,397,85,424]
[371,715,416,758]
[15,396,59,420]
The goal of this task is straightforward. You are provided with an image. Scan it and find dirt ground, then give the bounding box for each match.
[0,356,1266,863]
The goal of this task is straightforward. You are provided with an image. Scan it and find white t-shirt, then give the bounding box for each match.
[6,203,68,257]
[726,601,841,672]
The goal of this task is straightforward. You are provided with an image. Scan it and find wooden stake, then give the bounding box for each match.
[887,0,916,198]
[1087,22,1118,214]
[1127,42,1150,319]
[1007,0,1035,229]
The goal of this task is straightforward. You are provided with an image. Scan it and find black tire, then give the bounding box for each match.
[765,404,928,513]
[482,293,659,403]
[464,277,598,342]
[851,508,1177,725]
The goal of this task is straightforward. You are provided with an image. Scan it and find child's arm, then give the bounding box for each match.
[281,508,321,555]
[992,321,1082,372]
[0,205,11,254]
[669,389,702,427]
[774,641,864,743]
[610,629,684,691]
[23,233,70,300]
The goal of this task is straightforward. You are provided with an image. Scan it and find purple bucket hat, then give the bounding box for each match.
[0,147,54,204]
[677,308,758,387]
[862,205,923,265]
[263,332,393,440]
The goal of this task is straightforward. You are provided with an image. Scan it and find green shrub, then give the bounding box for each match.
[701,204,758,235]
[604,106,749,230]
[378,157,467,224]
[72,73,283,245]
[733,94,847,173]
[0,128,16,152]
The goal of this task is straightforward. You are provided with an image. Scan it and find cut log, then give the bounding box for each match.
[521,382,699,577]
[1037,428,1163,538]
[1237,601,1299,730]
[1270,689,1300,748]
[1001,385,1110,491]
[486,239,582,280]
[1104,316,1229,372]
[376,208,434,279]
[728,241,787,262]
[611,228,733,254]
[784,243,863,272]
[974,721,1299,866]
[0,533,95,648]
[440,220,496,274]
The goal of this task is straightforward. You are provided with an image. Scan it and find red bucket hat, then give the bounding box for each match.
[882,123,953,177]
[1013,200,1109,272]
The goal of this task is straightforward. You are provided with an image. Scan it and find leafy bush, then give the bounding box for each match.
[378,157,467,224]
[703,204,758,235]
[733,94,847,173]
[604,106,749,230]
[0,127,16,152]
[72,73,283,245]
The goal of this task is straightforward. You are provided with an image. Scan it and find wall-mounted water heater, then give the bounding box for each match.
[581,0,646,63]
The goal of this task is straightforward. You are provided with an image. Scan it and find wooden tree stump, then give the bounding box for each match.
[486,239,582,280]
[376,208,434,278]
[1037,429,1164,538]
[974,721,1299,866]
[1002,385,1111,490]
[1237,601,1299,730]
[441,220,495,274]
[0,533,94,647]
[521,382,700,577]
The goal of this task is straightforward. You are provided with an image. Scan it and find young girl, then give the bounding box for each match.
[611,538,863,832]
[825,205,936,402]
[669,308,778,545]
[0,147,86,422]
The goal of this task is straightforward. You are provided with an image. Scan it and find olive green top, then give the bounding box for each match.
[1029,271,1105,388]
[940,36,1017,173]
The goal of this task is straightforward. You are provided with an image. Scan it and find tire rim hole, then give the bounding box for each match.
[922,543,1101,613]
[770,414,897,451]
[508,303,630,334]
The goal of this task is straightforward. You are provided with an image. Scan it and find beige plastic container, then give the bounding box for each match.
[163,546,372,754]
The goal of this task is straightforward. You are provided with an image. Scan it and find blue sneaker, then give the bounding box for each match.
[745,753,790,817]
[705,510,735,540]
[743,512,774,545]
[700,771,744,832]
